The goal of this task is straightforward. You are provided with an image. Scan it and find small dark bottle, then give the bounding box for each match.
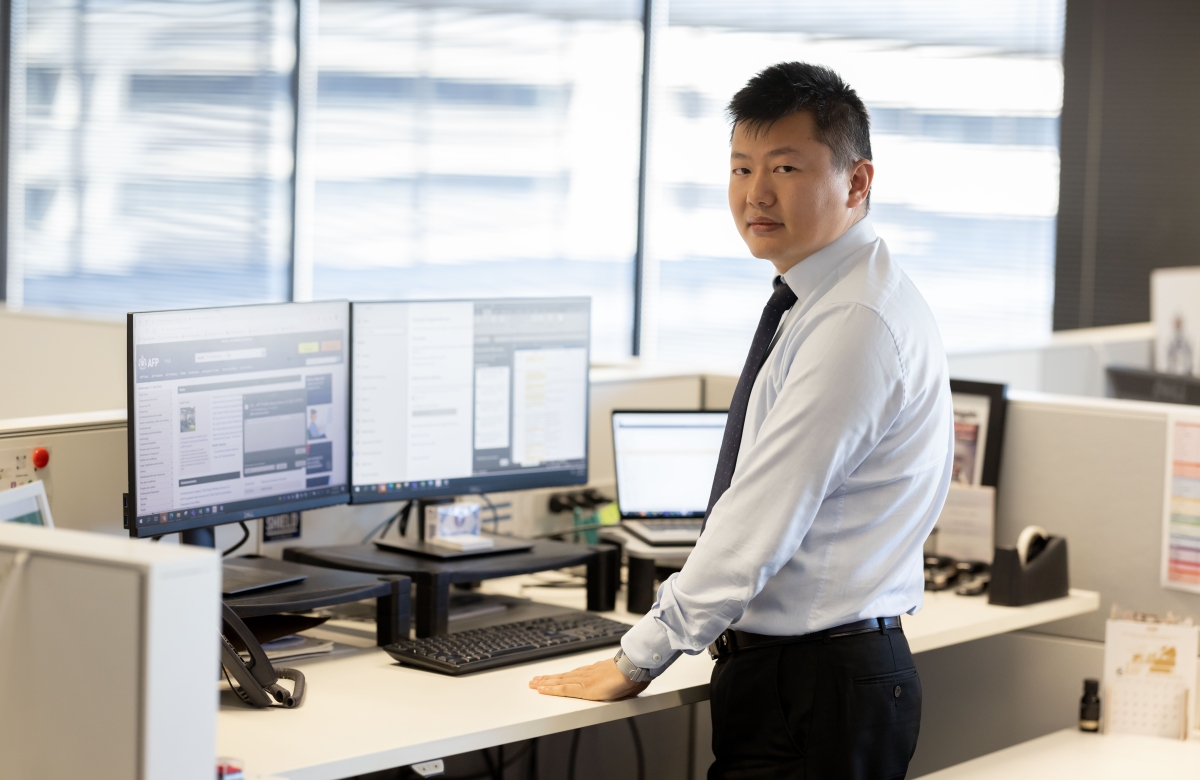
[1080,678,1101,732]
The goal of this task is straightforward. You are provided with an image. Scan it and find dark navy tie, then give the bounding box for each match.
[702,277,798,531]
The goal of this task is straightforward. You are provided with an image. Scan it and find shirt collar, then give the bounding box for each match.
[780,217,877,303]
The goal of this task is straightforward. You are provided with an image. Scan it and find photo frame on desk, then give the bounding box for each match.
[949,379,1008,488]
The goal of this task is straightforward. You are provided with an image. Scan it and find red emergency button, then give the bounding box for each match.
[32,447,49,469]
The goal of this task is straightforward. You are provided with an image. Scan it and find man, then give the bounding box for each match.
[307,409,324,440]
[531,62,952,779]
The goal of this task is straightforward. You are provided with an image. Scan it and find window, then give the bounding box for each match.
[7,0,295,314]
[310,1,644,362]
[643,1,1066,367]
[4,0,1066,368]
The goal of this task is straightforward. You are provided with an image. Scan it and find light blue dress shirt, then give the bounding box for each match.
[620,217,954,674]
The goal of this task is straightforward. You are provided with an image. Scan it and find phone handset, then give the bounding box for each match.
[220,603,306,709]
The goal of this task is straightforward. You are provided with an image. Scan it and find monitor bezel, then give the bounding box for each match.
[126,300,352,539]
[348,296,592,504]
[610,408,729,520]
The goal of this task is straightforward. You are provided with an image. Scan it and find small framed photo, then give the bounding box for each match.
[949,379,1008,488]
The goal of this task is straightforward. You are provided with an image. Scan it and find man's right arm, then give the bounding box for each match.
[619,302,909,674]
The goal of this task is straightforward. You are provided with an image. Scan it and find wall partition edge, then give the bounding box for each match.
[631,0,655,355]
[1,0,17,306]
[289,0,317,303]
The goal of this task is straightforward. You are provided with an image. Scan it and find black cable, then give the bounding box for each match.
[398,501,414,536]
[222,522,251,557]
[482,493,501,534]
[360,501,411,544]
[497,745,504,780]
[384,501,414,539]
[481,748,497,779]
[627,719,645,780]
[528,737,538,780]
[567,729,581,780]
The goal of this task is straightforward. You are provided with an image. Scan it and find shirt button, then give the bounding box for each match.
[651,653,661,663]
[894,686,902,698]
[691,640,700,649]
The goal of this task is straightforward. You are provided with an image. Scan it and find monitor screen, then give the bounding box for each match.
[352,298,590,501]
[612,411,727,518]
[128,301,350,537]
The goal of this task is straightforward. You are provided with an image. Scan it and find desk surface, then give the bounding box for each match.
[221,584,1098,780]
[917,728,1200,778]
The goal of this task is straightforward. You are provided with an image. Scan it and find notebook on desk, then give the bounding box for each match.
[611,410,727,546]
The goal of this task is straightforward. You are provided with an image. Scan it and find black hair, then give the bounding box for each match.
[727,62,872,172]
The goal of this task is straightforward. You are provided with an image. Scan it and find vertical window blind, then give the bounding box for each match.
[310,0,644,362]
[8,0,295,314]
[5,0,1065,368]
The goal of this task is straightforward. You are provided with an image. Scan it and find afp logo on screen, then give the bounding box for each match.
[137,355,160,370]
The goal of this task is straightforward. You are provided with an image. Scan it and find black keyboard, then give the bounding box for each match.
[384,612,631,675]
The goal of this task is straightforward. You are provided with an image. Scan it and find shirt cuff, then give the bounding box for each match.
[621,615,682,678]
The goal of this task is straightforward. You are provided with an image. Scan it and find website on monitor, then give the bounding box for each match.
[132,303,349,528]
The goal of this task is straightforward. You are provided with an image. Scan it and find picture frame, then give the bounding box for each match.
[949,379,1008,489]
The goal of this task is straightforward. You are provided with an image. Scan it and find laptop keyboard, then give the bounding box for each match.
[636,519,703,533]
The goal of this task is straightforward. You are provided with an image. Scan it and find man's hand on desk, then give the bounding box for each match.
[529,659,650,701]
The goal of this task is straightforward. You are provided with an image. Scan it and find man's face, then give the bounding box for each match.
[728,111,871,274]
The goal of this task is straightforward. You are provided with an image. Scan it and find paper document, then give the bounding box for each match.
[1162,416,1200,593]
[932,484,994,562]
[1104,618,1198,738]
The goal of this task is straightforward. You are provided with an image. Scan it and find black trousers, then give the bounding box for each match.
[708,627,921,780]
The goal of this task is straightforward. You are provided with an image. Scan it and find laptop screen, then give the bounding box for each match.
[612,411,728,518]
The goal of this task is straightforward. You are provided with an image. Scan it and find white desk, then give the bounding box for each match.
[918,728,1200,778]
[220,584,1098,780]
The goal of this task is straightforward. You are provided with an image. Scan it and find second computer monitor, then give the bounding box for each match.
[351,297,590,501]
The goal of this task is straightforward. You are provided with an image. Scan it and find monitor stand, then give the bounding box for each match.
[181,527,412,646]
[371,497,534,560]
[181,527,309,595]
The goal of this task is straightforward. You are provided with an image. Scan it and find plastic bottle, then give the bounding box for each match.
[1080,678,1101,732]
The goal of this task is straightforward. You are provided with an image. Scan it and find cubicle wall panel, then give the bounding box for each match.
[0,552,142,778]
[701,374,737,411]
[0,310,126,418]
[0,420,127,534]
[0,525,220,780]
[909,631,1103,777]
[995,395,1200,642]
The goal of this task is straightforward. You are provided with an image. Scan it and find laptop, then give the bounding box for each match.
[611,410,727,546]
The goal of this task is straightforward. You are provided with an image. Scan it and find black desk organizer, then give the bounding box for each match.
[222,556,411,646]
[988,536,1069,607]
[284,538,620,638]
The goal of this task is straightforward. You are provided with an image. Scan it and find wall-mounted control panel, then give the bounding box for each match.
[0,446,51,497]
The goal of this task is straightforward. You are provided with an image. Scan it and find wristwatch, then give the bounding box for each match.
[613,647,652,683]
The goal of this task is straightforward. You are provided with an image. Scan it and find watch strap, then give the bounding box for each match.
[614,648,651,683]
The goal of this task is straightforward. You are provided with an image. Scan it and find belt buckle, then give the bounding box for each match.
[709,631,732,660]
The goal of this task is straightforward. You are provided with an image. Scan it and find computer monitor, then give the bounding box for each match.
[128,301,351,540]
[611,410,727,518]
[351,297,590,503]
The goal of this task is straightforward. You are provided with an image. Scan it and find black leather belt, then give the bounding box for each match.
[708,616,902,660]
